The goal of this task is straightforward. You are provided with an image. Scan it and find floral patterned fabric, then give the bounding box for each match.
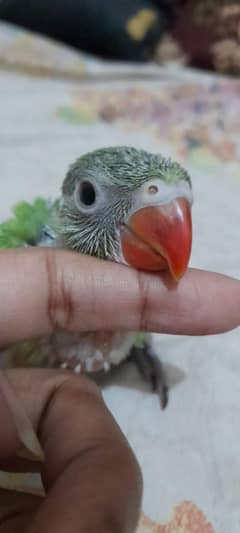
[157,0,240,76]
[57,82,239,174]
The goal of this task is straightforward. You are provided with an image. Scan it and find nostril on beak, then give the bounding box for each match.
[148,185,159,195]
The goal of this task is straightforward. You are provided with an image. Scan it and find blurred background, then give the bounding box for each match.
[0,2,240,533]
[0,0,239,75]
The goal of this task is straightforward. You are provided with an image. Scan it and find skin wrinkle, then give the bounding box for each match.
[0,249,240,345]
[45,249,75,332]
[136,270,151,333]
[36,376,74,451]
[37,378,104,486]
[50,253,239,338]
[45,248,57,330]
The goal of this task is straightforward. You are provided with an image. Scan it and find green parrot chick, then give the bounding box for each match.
[53,146,193,406]
[3,147,193,408]
[59,146,192,274]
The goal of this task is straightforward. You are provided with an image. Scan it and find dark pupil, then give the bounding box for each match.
[80,181,96,206]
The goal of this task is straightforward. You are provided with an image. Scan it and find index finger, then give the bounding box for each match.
[0,248,239,346]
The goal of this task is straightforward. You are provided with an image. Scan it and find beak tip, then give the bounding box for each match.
[172,270,187,282]
[122,198,192,280]
[168,254,191,283]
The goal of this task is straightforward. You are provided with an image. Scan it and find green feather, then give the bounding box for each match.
[63,146,191,196]
[5,339,54,369]
[134,332,146,349]
[0,197,57,249]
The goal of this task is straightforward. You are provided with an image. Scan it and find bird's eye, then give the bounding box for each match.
[79,181,96,207]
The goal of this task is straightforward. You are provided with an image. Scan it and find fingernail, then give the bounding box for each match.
[0,370,45,462]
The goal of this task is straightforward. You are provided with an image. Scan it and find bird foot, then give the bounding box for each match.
[129,344,168,409]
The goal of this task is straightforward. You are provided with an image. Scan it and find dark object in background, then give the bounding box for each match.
[176,0,240,76]
[0,0,180,61]
[157,0,240,77]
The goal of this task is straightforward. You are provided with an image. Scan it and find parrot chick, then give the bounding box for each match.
[54,146,193,408]
[2,147,193,408]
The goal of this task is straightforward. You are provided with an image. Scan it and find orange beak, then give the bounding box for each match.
[121,198,192,281]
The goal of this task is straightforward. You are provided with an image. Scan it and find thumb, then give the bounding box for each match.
[0,369,142,533]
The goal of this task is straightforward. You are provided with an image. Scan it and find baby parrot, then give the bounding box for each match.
[0,147,193,408]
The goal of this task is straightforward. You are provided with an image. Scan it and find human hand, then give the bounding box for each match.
[0,247,240,532]
[1,248,239,344]
[0,368,141,533]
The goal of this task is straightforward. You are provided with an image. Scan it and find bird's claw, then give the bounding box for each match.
[129,344,169,409]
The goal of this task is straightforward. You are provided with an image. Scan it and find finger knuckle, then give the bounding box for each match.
[44,249,74,331]
[136,272,150,332]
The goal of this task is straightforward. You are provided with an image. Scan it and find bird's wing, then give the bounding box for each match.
[0,197,58,249]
